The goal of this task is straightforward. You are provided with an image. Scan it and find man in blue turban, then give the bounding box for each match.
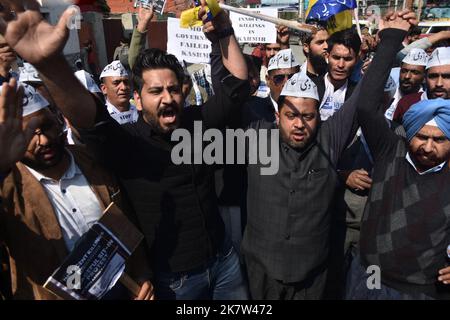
[346,32,450,299]
[402,98,450,174]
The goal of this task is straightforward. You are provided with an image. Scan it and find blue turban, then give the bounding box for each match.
[403,98,450,141]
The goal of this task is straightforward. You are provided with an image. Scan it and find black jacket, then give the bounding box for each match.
[241,29,407,282]
[78,74,250,277]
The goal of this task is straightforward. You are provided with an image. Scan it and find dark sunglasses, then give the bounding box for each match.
[272,73,296,86]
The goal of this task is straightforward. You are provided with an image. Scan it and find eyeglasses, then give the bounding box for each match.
[272,73,297,86]
[30,126,64,146]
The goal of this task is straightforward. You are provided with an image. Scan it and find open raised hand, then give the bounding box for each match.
[379,9,418,33]
[136,3,154,32]
[0,78,38,172]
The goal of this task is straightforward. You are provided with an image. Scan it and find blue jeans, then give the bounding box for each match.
[219,206,243,256]
[154,246,249,300]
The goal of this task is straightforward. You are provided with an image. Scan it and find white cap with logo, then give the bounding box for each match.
[267,49,300,72]
[402,48,428,66]
[75,70,101,93]
[280,72,319,101]
[100,60,128,79]
[426,47,450,69]
[20,83,49,116]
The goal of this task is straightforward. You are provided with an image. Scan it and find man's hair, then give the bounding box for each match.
[249,54,262,74]
[300,20,328,57]
[299,20,328,46]
[132,48,185,94]
[327,28,361,57]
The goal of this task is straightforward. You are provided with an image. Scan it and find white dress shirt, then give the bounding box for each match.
[405,152,447,175]
[26,151,104,251]
[319,73,348,121]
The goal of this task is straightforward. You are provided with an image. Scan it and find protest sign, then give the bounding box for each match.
[230,8,278,44]
[167,17,211,64]
[134,0,167,15]
[44,202,143,300]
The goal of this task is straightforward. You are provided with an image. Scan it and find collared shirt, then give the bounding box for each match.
[26,151,103,251]
[270,94,278,112]
[405,152,447,175]
[256,65,270,98]
[384,86,425,121]
[106,100,139,125]
[320,73,348,121]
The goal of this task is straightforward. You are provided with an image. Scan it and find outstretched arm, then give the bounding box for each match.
[357,10,418,160]
[327,10,416,164]
[200,3,247,81]
[0,3,97,129]
[128,5,154,70]
[396,30,450,63]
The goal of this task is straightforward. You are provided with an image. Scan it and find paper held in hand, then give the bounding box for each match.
[43,202,144,300]
[134,0,167,15]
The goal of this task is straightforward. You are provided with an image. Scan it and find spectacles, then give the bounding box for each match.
[272,73,296,86]
[31,126,64,146]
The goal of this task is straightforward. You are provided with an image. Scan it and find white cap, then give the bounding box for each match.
[19,63,42,83]
[75,70,101,93]
[384,76,397,93]
[20,83,49,116]
[267,49,300,72]
[402,48,428,66]
[280,72,319,101]
[426,47,450,69]
[100,60,128,79]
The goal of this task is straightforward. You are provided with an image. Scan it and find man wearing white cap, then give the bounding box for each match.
[99,60,138,125]
[384,48,427,121]
[256,25,291,97]
[241,12,416,300]
[3,3,250,300]
[393,46,450,123]
[0,79,154,300]
[265,48,300,112]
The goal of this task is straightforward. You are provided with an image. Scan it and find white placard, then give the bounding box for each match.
[230,8,278,44]
[167,18,212,64]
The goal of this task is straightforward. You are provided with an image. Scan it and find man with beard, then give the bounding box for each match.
[384,48,427,121]
[0,1,250,299]
[100,60,138,125]
[319,28,361,121]
[393,47,450,123]
[0,80,153,299]
[241,10,416,299]
[347,57,450,300]
[299,21,329,89]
